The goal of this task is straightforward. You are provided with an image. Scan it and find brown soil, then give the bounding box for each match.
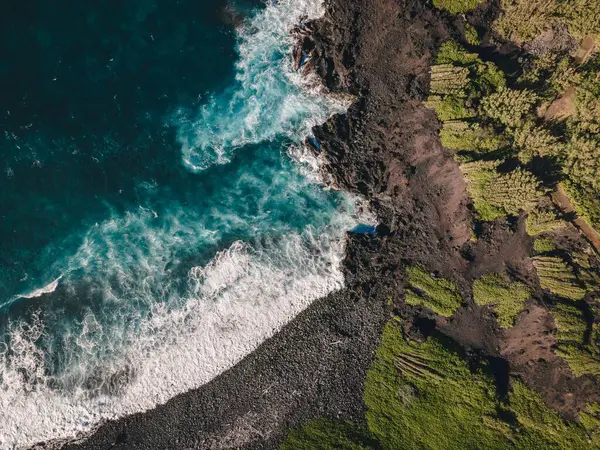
[501,305,600,419]
[574,35,598,64]
[553,185,600,254]
[306,0,600,422]
[542,86,576,121]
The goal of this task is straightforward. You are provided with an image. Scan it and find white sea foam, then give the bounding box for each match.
[177,0,347,172]
[0,222,358,449]
[17,276,62,299]
[0,1,370,449]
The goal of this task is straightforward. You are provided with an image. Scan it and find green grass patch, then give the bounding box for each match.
[508,379,592,448]
[533,256,588,300]
[364,323,510,450]
[473,273,532,327]
[280,418,377,450]
[432,0,483,14]
[533,238,557,254]
[364,322,596,449]
[405,265,463,316]
[551,302,600,377]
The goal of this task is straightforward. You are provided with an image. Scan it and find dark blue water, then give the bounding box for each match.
[0,0,361,446]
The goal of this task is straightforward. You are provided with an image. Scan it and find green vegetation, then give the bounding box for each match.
[508,379,592,448]
[424,95,475,121]
[526,207,566,236]
[284,8,600,449]
[464,23,481,45]
[429,39,600,233]
[281,419,376,450]
[533,256,588,300]
[563,180,600,229]
[581,403,600,442]
[430,64,470,94]
[435,40,479,65]
[363,322,595,449]
[533,237,557,253]
[404,265,463,316]
[494,0,600,44]
[550,302,600,377]
[439,120,504,152]
[432,0,483,14]
[479,87,538,128]
[512,121,563,163]
[282,321,600,448]
[473,273,532,327]
[461,162,545,220]
[364,323,509,450]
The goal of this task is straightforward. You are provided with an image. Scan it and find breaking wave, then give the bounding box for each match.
[0,0,369,448]
[176,0,344,171]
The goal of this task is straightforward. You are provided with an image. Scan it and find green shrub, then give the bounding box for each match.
[462,163,545,219]
[550,302,600,377]
[559,0,600,40]
[473,61,507,95]
[464,23,481,45]
[562,180,600,229]
[526,208,566,236]
[564,133,600,193]
[473,273,532,327]
[494,0,600,44]
[425,95,476,121]
[432,0,483,14]
[460,160,506,221]
[405,265,463,316]
[533,256,588,300]
[439,120,505,152]
[511,122,564,163]
[483,168,545,215]
[479,87,539,128]
[430,65,471,95]
[436,40,480,65]
[533,237,557,253]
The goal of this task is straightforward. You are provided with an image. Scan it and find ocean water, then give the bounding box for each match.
[0,0,367,447]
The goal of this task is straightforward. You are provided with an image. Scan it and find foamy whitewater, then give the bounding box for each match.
[0,0,370,448]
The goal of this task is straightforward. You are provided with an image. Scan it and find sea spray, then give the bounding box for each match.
[0,0,370,448]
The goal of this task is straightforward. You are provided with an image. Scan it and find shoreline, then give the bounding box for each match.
[30,2,387,449]
[31,0,600,448]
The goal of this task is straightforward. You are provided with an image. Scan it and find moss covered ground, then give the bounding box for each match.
[404,265,463,316]
[473,273,532,327]
[282,322,600,449]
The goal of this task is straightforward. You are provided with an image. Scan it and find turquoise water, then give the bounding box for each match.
[0,0,362,446]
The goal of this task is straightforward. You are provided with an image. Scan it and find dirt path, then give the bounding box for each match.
[552,185,600,254]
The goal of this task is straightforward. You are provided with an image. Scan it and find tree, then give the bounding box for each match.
[483,168,546,215]
[511,121,564,162]
[479,87,539,128]
[430,65,470,95]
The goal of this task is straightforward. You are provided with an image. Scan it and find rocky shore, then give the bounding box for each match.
[34,0,599,448]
